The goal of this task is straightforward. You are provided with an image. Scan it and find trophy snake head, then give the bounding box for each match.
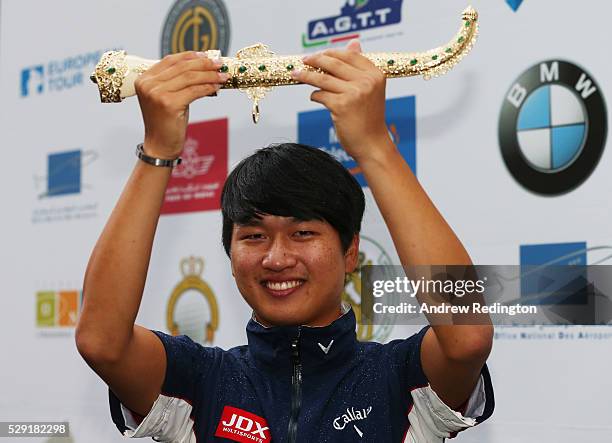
[90,50,130,103]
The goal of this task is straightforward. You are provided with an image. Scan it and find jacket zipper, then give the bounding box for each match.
[287,329,302,443]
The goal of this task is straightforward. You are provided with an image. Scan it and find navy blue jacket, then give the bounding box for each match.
[109,307,494,442]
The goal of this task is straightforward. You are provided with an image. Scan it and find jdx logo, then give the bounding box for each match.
[215,406,271,443]
[161,0,231,56]
[302,0,403,48]
[499,60,607,195]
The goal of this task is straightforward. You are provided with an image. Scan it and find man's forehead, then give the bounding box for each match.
[235,215,323,228]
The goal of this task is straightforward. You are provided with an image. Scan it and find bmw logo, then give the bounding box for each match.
[161,0,231,57]
[499,60,607,195]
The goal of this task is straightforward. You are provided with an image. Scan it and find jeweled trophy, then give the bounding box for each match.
[90,6,479,123]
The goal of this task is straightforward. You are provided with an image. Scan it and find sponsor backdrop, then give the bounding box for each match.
[1,0,611,442]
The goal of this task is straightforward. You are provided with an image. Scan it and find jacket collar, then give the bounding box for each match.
[246,303,358,375]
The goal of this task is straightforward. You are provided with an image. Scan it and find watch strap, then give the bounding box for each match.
[135,143,182,168]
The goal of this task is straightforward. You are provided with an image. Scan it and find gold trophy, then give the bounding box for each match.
[90,6,478,123]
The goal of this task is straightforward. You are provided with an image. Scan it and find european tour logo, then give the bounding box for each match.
[215,406,271,443]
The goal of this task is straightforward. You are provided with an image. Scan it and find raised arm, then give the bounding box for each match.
[75,51,227,416]
[295,40,492,409]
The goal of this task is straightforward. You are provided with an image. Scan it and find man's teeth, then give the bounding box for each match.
[266,280,303,291]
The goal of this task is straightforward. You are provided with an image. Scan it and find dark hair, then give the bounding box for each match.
[221,143,365,256]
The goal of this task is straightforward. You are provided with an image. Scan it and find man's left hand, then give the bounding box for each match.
[293,40,391,163]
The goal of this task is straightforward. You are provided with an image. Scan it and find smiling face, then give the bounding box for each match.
[230,215,359,327]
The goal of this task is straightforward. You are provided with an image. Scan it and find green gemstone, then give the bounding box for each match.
[238,65,247,73]
[445,48,452,53]
[286,64,294,71]
[465,20,471,27]
[410,59,418,66]
[458,36,465,43]
[258,64,266,71]
[219,65,228,73]
[432,55,438,61]
[106,67,116,74]
[387,59,395,66]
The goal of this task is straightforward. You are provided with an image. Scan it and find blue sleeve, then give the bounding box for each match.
[108,330,224,440]
[151,330,224,401]
[386,326,495,441]
[384,326,430,393]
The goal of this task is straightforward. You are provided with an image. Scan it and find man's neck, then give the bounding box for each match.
[253,304,346,328]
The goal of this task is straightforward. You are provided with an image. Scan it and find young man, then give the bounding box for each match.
[76,41,494,442]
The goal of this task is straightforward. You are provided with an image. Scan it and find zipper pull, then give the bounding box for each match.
[291,338,300,363]
[291,327,301,363]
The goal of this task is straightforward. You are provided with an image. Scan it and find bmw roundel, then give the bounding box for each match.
[499,60,607,195]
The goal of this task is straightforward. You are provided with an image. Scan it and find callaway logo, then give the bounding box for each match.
[318,339,334,354]
[215,406,271,443]
[333,406,372,438]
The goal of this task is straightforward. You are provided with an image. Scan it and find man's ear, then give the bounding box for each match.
[345,234,360,273]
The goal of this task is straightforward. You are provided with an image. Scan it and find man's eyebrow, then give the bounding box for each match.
[236,217,312,227]
[287,217,314,224]
[237,219,263,227]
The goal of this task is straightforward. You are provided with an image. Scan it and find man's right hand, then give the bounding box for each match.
[135,51,229,159]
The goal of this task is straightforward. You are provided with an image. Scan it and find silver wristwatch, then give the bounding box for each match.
[135,143,182,168]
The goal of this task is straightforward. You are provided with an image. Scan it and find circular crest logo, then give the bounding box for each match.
[342,236,396,342]
[499,60,607,195]
[167,256,219,344]
[161,0,230,57]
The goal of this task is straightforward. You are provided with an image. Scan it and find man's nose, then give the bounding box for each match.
[262,237,297,270]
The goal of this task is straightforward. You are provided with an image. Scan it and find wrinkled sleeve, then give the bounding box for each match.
[387,326,494,442]
[108,330,224,442]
